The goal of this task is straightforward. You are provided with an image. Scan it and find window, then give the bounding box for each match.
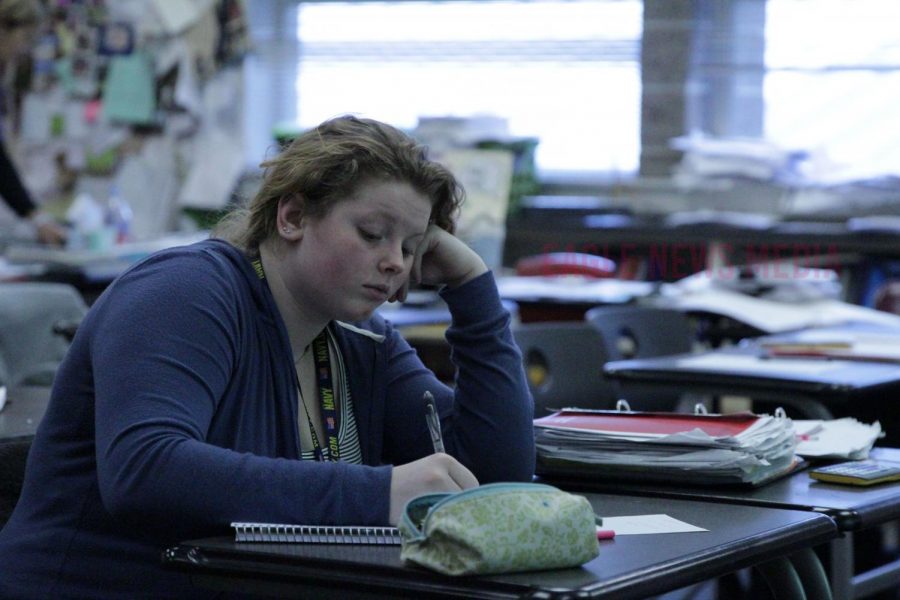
[765,0,900,179]
[294,1,642,176]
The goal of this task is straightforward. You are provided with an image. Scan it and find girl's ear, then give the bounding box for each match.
[276,194,305,241]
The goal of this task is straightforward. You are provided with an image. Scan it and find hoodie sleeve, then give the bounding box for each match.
[380,271,535,483]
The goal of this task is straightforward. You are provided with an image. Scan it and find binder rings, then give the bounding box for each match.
[535,410,762,438]
[231,522,402,545]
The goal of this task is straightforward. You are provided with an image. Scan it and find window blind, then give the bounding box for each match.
[293,0,643,175]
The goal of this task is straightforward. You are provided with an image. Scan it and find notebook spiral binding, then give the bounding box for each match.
[231,522,402,545]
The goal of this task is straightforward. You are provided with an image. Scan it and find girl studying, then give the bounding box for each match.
[0,115,535,598]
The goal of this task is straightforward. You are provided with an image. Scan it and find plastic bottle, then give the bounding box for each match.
[106,185,133,244]
[66,192,106,250]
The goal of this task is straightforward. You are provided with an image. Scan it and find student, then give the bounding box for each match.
[0,0,66,245]
[0,115,535,598]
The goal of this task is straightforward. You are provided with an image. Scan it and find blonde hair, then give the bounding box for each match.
[215,115,464,253]
[0,0,42,29]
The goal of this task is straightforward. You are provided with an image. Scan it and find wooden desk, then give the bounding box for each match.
[539,447,900,600]
[163,492,836,599]
[0,386,51,442]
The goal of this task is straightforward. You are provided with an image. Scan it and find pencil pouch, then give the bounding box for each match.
[398,482,599,576]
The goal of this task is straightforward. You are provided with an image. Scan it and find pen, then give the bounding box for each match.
[423,391,445,454]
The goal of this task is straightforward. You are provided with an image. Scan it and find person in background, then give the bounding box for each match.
[0,0,66,245]
[0,115,535,598]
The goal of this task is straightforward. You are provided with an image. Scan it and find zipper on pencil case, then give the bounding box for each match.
[402,482,562,538]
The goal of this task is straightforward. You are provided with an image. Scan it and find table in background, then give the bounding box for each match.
[3,231,209,305]
[539,447,900,600]
[164,492,836,599]
[495,276,655,322]
[603,346,900,422]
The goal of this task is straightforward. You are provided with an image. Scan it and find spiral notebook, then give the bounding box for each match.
[231,522,402,545]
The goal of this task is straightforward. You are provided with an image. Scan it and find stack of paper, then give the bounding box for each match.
[534,409,799,486]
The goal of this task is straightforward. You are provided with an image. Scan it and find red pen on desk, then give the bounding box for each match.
[596,529,616,540]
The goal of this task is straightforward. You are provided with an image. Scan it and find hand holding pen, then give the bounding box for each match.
[423,391,445,454]
[387,392,476,525]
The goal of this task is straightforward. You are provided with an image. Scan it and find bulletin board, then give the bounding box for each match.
[3,0,249,242]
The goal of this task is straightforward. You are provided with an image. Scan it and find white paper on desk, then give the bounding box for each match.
[601,514,707,535]
[673,353,839,375]
[497,276,655,304]
[794,418,882,459]
[658,287,900,333]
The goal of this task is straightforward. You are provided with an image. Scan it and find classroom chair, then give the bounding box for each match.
[512,321,617,417]
[0,439,31,528]
[0,282,87,387]
[584,305,696,412]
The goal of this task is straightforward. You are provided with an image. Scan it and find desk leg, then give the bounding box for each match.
[851,522,900,599]
[830,528,900,600]
[756,557,806,600]
[829,534,853,600]
[852,555,900,598]
[790,548,832,600]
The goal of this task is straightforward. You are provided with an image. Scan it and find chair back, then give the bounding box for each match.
[584,305,695,411]
[584,305,694,361]
[0,282,87,387]
[0,439,32,528]
[512,321,617,417]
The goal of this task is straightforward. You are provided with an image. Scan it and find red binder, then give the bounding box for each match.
[534,410,760,438]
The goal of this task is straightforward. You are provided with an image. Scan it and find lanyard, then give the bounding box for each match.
[252,257,340,461]
[309,330,340,461]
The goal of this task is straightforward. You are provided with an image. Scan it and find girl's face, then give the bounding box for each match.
[282,179,432,323]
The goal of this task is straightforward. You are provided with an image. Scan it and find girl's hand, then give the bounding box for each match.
[389,225,487,303]
[31,212,68,246]
[388,453,479,525]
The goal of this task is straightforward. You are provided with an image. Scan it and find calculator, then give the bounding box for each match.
[809,461,900,486]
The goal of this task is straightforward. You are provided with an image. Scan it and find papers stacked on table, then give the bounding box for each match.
[534,409,799,487]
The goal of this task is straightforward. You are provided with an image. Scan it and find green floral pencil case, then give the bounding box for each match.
[398,482,600,576]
